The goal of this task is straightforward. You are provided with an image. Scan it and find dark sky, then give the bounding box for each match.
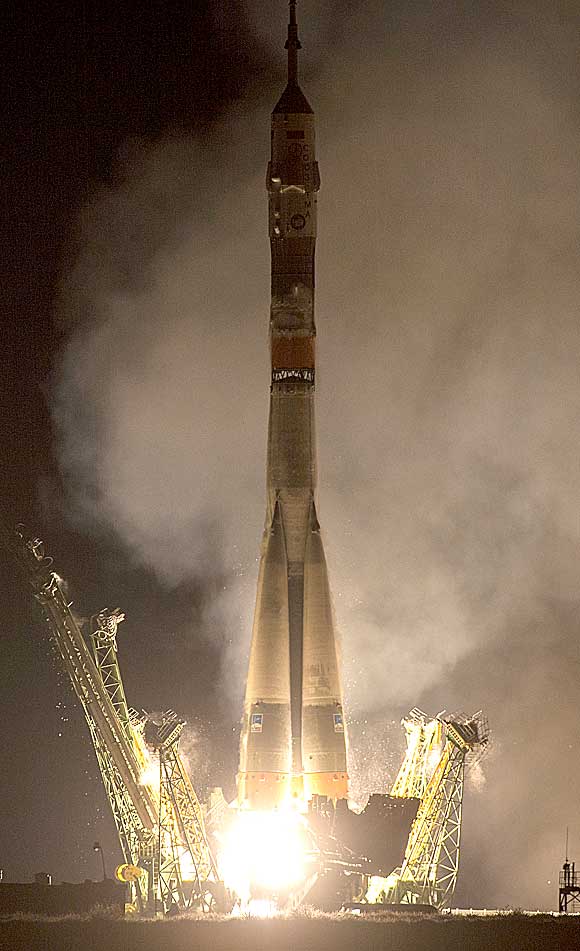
[2,0,580,910]
[1,0,267,886]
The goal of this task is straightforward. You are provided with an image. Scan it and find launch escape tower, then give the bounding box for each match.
[238,0,348,810]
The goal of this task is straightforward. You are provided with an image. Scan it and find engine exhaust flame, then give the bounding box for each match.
[218,808,314,911]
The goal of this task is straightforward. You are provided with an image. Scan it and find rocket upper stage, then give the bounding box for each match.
[238,1,348,810]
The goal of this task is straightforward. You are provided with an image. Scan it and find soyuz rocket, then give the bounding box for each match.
[238,1,348,809]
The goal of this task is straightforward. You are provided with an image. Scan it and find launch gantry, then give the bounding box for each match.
[371,709,489,909]
[4,524,221,915]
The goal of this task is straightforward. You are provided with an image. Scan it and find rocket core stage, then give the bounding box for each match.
[237,1,348,809]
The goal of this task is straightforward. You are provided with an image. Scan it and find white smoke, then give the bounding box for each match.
[53,0,580,908]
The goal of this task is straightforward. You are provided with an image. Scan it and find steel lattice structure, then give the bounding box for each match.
[4,525,220,915]
[3,520,487,914]
[390,709,444,800]
[32,573,157,910]
[161,743,218,891]
[90,609,133,743]
[84,715,155,911]
[391,723,468,906]
[382,711,488,908]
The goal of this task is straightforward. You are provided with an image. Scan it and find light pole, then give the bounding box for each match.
[93,841,107,881]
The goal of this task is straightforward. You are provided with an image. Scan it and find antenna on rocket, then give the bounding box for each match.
[285,1,301,85]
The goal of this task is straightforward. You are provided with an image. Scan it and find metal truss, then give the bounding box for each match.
[161,744,218,906]
[390,709,444,800]
[6,526,221,916]
[384,711,488,909]
[35,589,157,911]
[392,730,466,906]
[34,600,155,910]
[149,712,219,912]
[157,751,188,912]
[89,620,219,913]
[85,713,154,911]
[90,609,132,744]
[30,571,156,834]
[559,862,580,912]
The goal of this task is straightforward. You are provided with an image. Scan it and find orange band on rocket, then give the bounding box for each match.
[271,336,315,369]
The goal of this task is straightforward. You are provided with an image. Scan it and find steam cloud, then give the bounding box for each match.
[53,0,580,909]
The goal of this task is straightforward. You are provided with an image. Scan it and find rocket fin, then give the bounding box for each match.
[238,500,292,808]
[302,501,348,800]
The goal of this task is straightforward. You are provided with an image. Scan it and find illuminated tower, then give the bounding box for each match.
[238,1,348,809]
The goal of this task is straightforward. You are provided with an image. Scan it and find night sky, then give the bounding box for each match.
[2,0,580,910]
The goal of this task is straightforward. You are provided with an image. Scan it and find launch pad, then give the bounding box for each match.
[4,517,487,915]
[1,1,488,919]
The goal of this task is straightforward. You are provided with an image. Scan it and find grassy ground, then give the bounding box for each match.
[1,912,579,951]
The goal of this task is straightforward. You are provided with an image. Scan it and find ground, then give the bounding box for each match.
[1,912,579,951]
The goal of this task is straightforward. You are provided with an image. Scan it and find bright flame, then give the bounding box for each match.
[365,872,399,903]
[219,809,313,909]
[139,758,160,789]
[179,851,200,883]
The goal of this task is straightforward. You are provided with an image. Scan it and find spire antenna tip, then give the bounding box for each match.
[285,0,301,84]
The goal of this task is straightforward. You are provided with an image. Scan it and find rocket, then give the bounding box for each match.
[238,1,348,810]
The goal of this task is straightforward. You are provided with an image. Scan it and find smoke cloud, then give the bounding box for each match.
[53,0,580,908]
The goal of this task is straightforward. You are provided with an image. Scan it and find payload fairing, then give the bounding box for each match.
[238,1,348,809]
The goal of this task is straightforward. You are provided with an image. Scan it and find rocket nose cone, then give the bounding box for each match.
[273,83,313,115]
